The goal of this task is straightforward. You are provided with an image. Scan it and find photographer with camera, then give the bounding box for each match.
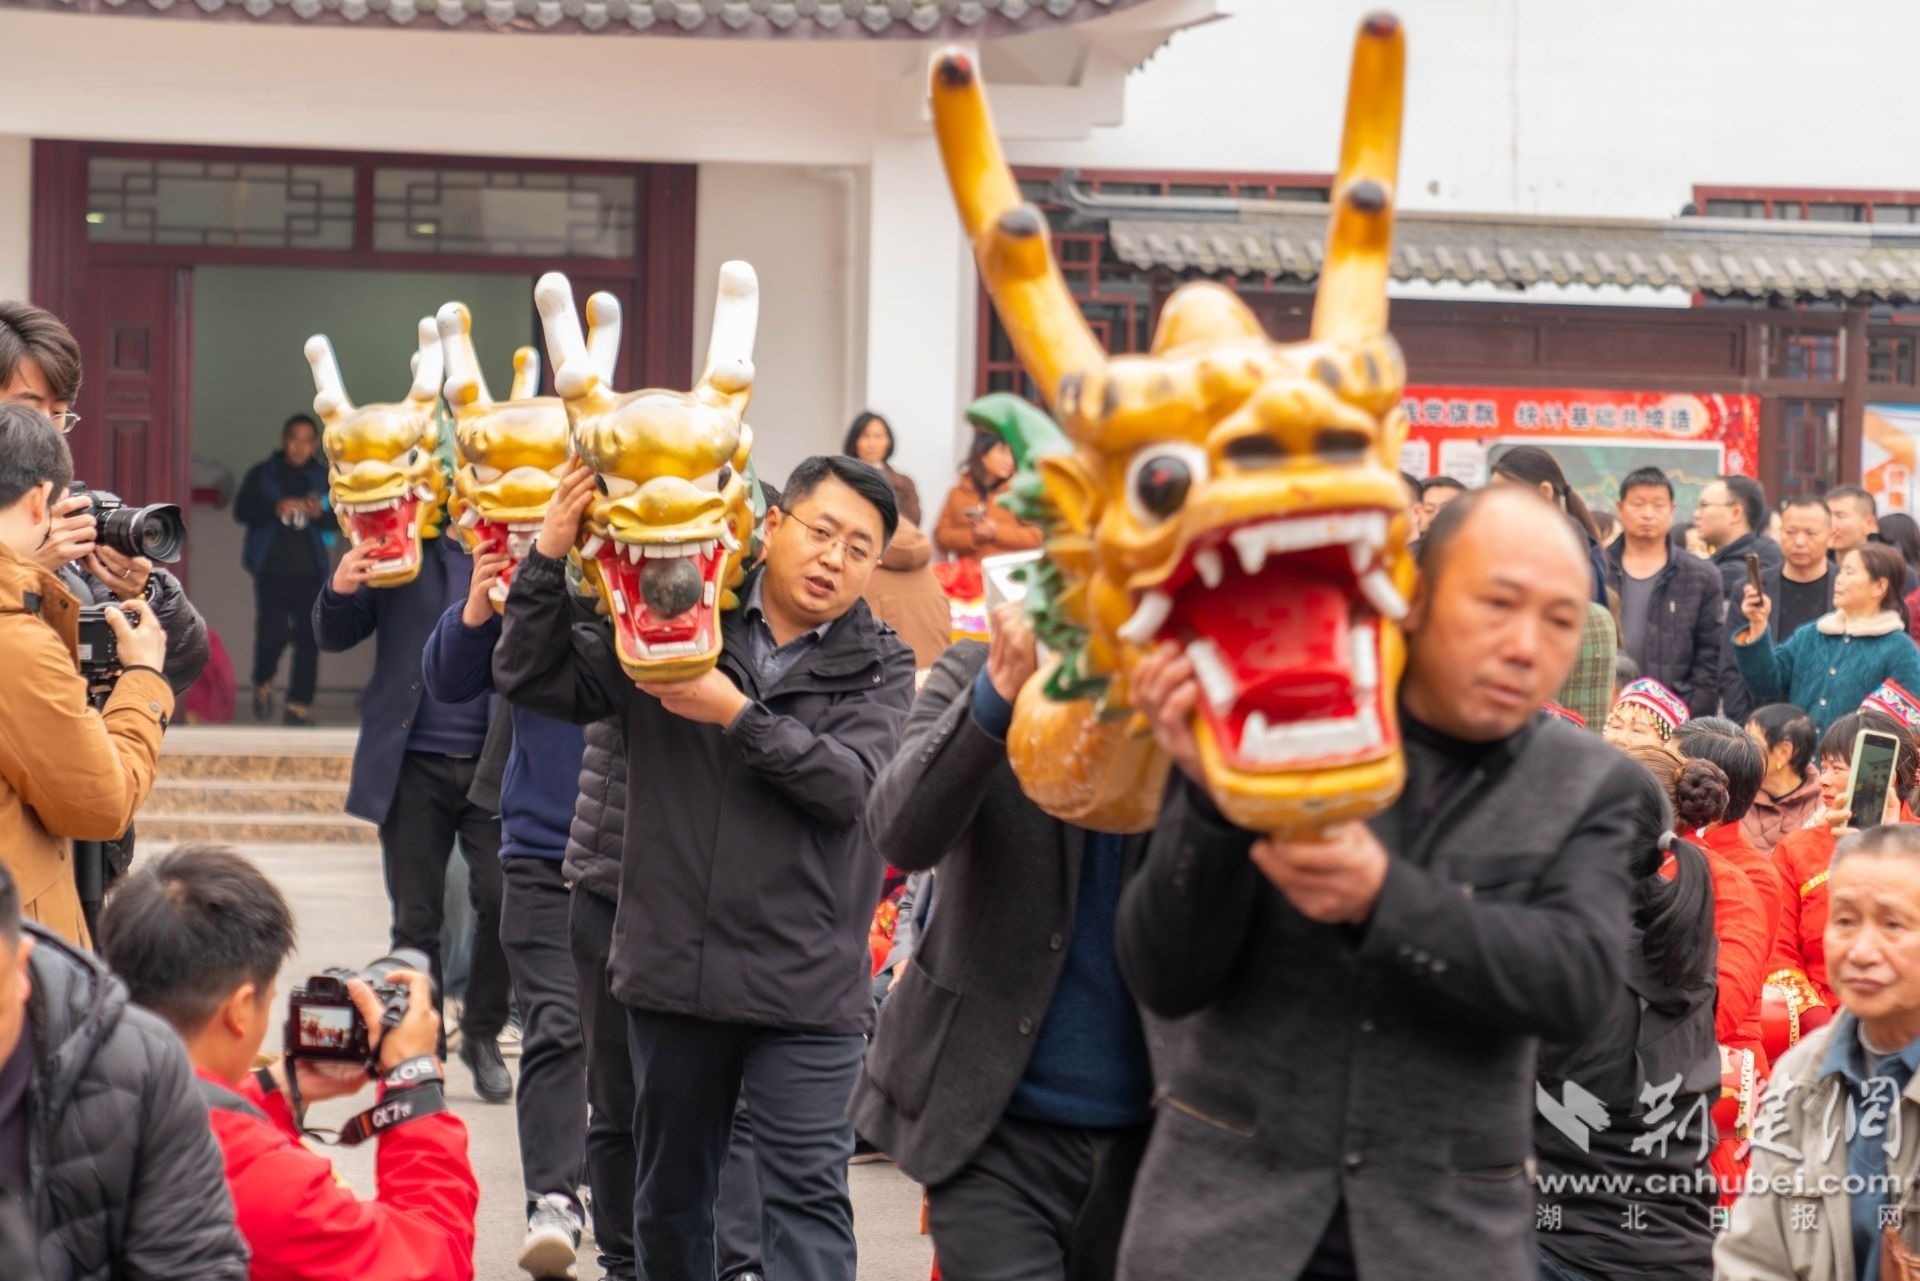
[99,844,480,1281]
[0,404,172,944]
[0,301,209,698]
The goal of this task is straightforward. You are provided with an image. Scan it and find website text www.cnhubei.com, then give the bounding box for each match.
[1536,1170,1906,1199]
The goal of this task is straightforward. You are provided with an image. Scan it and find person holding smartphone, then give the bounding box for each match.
[1734,542,1920,731]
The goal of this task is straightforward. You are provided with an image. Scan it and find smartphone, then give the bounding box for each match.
[1846,729,1903,831]
[1745,552,1764,598]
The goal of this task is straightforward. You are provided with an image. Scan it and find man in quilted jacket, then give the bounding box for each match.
[0,859,247,1280]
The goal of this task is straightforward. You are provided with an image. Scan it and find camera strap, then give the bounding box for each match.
[331,1081,449,1148]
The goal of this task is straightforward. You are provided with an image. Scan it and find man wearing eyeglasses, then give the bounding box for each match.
[0,301,210,699]
[496,453,915,1281]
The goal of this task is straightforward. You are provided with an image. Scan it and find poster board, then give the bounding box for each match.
[1865,404,1920,515]
[1399,386,1760,516]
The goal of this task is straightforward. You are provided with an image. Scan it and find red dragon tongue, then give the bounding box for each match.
[346,497,421,574]
[596,542,724,665]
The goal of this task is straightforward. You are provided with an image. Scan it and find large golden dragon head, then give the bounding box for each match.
[307,319,449,588]
[934,13,1413,835]
[438,301,576,613]
[534,264,762,684]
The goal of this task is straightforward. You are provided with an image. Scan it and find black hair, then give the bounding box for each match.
[1782,494,1833,522]
[1848,542,1910,624]
[282,412,320,439]
[1491,445,1603,544]
[962,428,1008,498]
[98,844,297,1037]
[1718,474,1767,533]
[1400,471,1422,504]
[1749,703,1818,778]
[0,860,17,948]
[780,454,899,545]
[841,411,893,462]
[1417,484,1585,587]
[1673,715,1765,822]
[1621,757,1717,991]
[1419,475,1464,499]
[0,300,83,406]
[1819,708,1920,798]
[1828,485,1877,519]
[1878,512,1920,578]
[0,402,73,508]
[1615,650,1641,688]
[1619,466,1674,503]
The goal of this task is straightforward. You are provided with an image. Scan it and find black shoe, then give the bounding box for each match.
[253,686,273,722]
[282,704,315,727]
[460,1038,513,1104]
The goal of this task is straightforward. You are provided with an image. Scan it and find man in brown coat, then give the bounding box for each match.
[862,518,953,670]
[0,404,172,943]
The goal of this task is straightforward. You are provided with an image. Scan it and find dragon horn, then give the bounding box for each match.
[584,293,622,387]
[304,334,352,427]
[407,317,444,405]
[966,392,1071,471]
[1311,12,1405,346]
[534,273,601,402]
[928,47,1106,415]
[436,302,492,409]
[508,346,542,401]
[698,261,758,411]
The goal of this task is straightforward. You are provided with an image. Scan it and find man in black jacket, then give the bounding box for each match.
[0,860,247,1281]
[1697,473,1782,721]
[495,454,914,1281]
[1765,495,1836,642]
[855,608,1152,1281]
[1114,487,1638,1281]
[1609,466,1723,718]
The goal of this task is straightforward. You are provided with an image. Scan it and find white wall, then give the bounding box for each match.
[693,163,861,495]
[1007,0,1920,219]
[0,135,29,302]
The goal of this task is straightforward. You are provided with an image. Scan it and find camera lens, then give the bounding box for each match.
[112,504,186,564]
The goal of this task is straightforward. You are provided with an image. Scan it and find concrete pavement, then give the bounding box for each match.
[249,843,935,1281]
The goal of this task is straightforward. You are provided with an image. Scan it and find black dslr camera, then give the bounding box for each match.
[68,481,186,564]
[74,601,136,681]
[285,949,433,1073]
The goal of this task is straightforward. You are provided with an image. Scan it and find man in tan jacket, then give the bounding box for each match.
[0,404,171,944]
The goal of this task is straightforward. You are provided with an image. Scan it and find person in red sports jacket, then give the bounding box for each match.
[97,845,479,1281]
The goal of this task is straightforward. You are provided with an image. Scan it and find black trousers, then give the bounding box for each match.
[251,572,322,704]
[499,856,586,1209]
[627,1009,858,1281]
[571,891,762,1281]
[927,1114,1150,1281]
[377,751,509,1042]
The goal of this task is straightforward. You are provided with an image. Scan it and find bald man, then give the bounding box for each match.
[1113,488,1642,1281]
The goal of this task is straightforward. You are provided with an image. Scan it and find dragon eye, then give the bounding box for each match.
[401,447,421,468]
[470,465,503,483]
[599,474,639,500]
[691,465,733,493]
[1126,444,1206,524]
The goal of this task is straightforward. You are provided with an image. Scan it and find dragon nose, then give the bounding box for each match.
[635,476,727,526]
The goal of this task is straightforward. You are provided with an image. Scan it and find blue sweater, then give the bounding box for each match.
[1732,609,1920,732]
[420,604,584,860]
[971,669,1152,1129]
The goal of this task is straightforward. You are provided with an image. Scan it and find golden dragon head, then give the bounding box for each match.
[307,319,449,588]
[932,13,1413,835]
[534,263,761,684]
[438,301,577,613]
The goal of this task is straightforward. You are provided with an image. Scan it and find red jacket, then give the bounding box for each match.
[1666,833,1768,1066]
[1768,826,1837,1007]
[196,1067,478,1281]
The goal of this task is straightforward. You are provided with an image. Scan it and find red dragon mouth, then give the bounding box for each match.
[586,524,741,668]
[1119,510,1406,772]
[340,494,424,578]
[456,509,542,605]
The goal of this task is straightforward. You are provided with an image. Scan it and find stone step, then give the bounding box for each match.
[137,812,377,846]
[159,726,356,783]
[143,779,351,816]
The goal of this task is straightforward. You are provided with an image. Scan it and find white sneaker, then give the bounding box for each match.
[518,1193,582,1279]
[498,1022,524,1059]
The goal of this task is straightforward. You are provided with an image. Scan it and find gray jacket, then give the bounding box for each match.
[1114,716,1638,1281]
[854,642,1153,1186]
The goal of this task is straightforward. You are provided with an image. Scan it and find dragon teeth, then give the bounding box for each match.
[1358,569,1408,621]
[1351,622,1379,691]
[581,535,606,559]
[1194,548,1224,590]
[1186,638,1236,712]
[704,582,716,607]
[1116,590,1173,646]
[720,525,741,553]
[458,508,482,528]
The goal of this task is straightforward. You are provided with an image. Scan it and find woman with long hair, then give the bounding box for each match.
[1734,542,1920,730]
[1742,703,1822,854]
[1534,757,1719,1281]
[842,411,922,528]
[1884,510,1920,641]
[1490,446,1611,607]
[933,428,1044,562]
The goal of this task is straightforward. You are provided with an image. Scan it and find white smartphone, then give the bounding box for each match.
[1846,729,1903,831]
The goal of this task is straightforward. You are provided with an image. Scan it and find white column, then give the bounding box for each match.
[862,132,974,530]
[0,135,31,303]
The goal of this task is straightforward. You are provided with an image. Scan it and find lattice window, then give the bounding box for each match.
[1768,328,1843,381]
[85,158,355,249]
[977,169,1330,399]
[372,168,636,258]
[1696,186,1920,224]
[1778,399,1842,499]
[1870,334,1916,386]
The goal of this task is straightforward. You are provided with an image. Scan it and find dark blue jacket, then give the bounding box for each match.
[311,539,486,825]
[420,603,583,861]
[233,452,334,578]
